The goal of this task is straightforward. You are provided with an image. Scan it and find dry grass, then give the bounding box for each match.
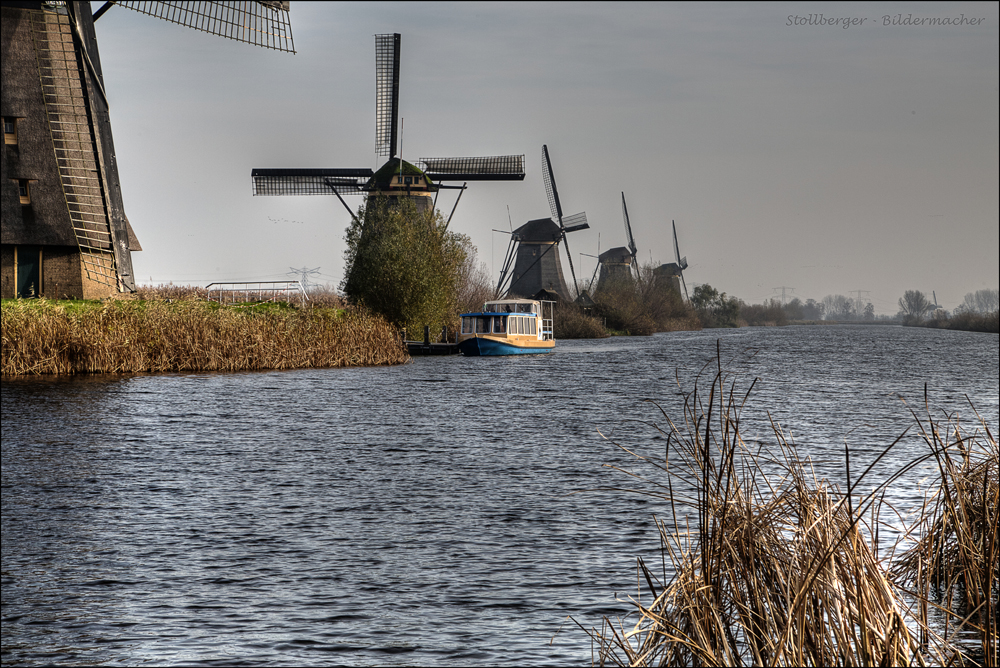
[134,283,209,300]
[581,349,990,666]
[1,299,407,375]
[892,395,999,665]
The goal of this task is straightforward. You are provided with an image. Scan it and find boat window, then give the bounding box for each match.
[518,317,525,334]
[476,317,490,333]
[518,303,534,313]
[493,315,506,334]
[462,317,473,334]
[530,318,536,335]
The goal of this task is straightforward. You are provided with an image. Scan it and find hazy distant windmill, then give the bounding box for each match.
[494,145,589,301]
[595,192,639,292]
[251,33,525,220]
[654,221,689,300]
[1,1,295,299]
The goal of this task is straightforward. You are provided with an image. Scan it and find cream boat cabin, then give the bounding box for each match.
[456,299,555,356]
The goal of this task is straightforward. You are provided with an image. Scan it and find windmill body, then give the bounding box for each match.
[1,0,295,299]
[594,192,638,294]
[654,220,689,300]
[505,218,572,300]
[495,145,587,302]
[595,246,633,291]
[252,33,525,222]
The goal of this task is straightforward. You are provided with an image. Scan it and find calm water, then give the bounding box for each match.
[2,325,997,666]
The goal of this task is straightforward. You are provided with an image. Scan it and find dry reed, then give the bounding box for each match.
[892,393,998,666]
[1,299,407,375]
[582,347,980,666]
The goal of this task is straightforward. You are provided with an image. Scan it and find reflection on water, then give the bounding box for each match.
[2,325,997,666]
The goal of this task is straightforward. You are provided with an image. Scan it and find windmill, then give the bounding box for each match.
[654,220,689,300]
[1,1,295,299]
[494,145,588,301]
[595,192,639,292]
[251,33,525,222]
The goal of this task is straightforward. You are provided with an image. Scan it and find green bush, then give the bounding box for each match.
[691,283,740,328]
[341,196,470,334]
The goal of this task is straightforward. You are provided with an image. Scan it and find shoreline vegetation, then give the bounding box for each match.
[1,294,407,377]
[585,357,998,666]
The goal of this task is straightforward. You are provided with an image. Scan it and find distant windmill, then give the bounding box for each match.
[654,221,689,300]
[595,192,639,292]
[494,145,589,301]
[252,33,525,220]
[2,1,295,299]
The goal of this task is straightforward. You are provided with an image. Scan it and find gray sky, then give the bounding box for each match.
[95,1,998,313]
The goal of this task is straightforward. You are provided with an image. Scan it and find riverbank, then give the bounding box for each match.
[1,299,408,376]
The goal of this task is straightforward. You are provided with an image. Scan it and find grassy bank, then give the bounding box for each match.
[1,299,407,376]
[584,360,997,666]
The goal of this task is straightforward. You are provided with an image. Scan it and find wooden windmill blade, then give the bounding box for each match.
[418,155,525,181]
[541,144,562,224]
[251,168,374,196]
[560,211,588,234]
[621,192,637,261]
[374,33,401,157]
[672,220,689,301]
[540,145,587,298]
[104,1,296,53]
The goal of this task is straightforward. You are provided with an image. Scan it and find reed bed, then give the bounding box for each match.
[892,397,998,665]
[1,299,407,375]
[583,350,991,666]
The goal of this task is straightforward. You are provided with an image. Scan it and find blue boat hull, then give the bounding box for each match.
[457,337,553,356]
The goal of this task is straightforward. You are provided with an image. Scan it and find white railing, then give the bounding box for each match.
[205,281,308,306]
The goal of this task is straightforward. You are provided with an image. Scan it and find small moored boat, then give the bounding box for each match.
[457,299,555,356]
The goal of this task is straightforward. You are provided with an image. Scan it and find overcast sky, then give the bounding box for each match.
[94,1,998,313]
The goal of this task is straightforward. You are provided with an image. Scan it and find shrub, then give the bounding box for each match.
[690,283,740,328]
[341,196,469,334]
[740,299,788,326]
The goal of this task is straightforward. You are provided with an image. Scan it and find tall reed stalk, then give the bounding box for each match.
[582,346,991,666]
[1,299,408,375]
[892,391,998,666]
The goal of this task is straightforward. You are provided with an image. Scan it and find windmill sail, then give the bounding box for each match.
[621,193,637,260]
[112,1,296,52]
[375,33,400,157]
[541,144,562,224]
[540,145,587,298]
[418,156,524,181]
[673,220,687,269]
[673,220,689,300]
[252,168,374,195]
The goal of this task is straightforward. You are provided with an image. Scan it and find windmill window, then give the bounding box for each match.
[3,117,17,145]
[404,176,413,185]
[17,179,32,205]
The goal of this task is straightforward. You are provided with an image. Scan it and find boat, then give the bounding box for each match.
[456,299,555,356]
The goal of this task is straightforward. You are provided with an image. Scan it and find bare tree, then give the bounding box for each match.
[822,294,853,320]
[898,290,932,324]
[957,289,999,314]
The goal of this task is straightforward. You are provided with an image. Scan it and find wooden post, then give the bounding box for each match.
[423,326,430,345]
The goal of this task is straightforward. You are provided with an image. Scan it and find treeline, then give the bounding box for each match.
[899,288,998,332]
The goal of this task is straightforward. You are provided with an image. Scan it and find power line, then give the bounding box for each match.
[288,266,321,290]
[771,286,795,305]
